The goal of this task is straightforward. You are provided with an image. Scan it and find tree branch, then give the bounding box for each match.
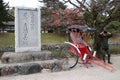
[67,0,80,8]
[76,0,88,10]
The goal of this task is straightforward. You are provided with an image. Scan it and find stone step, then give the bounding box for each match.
[0,59,64,76]
[1,51,52,63]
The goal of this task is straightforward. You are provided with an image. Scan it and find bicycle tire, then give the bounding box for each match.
[62,43,79,69]
[69,54,79,69]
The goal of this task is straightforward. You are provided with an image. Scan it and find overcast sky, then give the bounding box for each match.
[4,0,75,8]
[4,0,42,8]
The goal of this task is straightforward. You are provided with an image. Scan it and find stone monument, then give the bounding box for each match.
[0,7,63,76]
[15,7,41,52]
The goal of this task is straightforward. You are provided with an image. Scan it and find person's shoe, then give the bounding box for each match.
[108,61,112,64]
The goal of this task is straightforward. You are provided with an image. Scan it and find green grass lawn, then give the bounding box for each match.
[0,33,68,47]
[41,33,68,44]
[0,32,119,47]
[0,33,15,47]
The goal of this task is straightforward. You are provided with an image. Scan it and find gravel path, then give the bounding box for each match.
[0,55,120,80]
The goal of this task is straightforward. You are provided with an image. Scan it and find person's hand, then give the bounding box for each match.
[100,31,104,35]
[107,32,111,34]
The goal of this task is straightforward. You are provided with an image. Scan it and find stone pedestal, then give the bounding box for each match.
[1,51,52,63]
[0,51,65,76]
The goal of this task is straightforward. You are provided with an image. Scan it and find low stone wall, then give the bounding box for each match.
[1,44,120,59]
[0,44,69,52]
[0,46,15,53]
[0,44,70,58]
[0,43,120,54]
[109,43,120,48]
[41,44,69,52]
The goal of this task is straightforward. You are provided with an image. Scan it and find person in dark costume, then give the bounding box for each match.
[99,30,112,64]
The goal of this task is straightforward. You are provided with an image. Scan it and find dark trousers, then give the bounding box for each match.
[102,48,111,62]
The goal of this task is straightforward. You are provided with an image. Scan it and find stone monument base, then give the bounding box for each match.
[0,51,65,76]
[0,59,64,76]
[1,51,52,63]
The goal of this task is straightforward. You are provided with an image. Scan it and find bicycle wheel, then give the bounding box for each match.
[62,43,79,69]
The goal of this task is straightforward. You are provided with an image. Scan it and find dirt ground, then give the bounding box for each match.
[0,55,120,80]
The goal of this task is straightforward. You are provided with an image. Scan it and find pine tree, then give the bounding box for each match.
[0,0,9,29]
